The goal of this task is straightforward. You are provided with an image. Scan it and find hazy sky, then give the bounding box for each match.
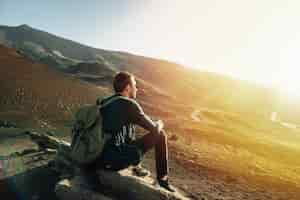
[1,0,300,96]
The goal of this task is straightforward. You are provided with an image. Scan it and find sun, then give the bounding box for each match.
[280,86,300,99]
[276,71,300,101]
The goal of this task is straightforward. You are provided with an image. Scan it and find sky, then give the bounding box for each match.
[1,0,300,97]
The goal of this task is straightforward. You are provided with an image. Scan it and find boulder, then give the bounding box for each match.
[55,168,190,200]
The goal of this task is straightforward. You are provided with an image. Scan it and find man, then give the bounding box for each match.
[84,71,175,192]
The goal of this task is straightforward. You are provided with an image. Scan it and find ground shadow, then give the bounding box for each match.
[0,164,61,200]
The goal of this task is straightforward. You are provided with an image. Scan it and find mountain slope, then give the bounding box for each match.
[0,44,110,129]
[0,44,186,131]
[0,24,298,122]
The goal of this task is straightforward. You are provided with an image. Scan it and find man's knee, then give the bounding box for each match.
[159,129,167,138]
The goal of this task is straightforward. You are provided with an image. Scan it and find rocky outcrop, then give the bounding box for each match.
[55,168,190,200]
[26,130,190,200]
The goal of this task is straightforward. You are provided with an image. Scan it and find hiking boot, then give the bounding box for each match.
[157,179,176,192]
[132,165,150,177]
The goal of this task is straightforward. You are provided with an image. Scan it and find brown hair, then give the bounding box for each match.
[113,71,134,93]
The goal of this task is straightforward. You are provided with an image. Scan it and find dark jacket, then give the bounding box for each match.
[99,93,159,147]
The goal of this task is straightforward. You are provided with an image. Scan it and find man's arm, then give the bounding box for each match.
[128,100,162,135]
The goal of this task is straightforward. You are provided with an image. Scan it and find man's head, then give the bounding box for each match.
[113,71,138,99]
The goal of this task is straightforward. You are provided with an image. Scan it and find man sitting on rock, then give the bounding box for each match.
[83,71,175,192]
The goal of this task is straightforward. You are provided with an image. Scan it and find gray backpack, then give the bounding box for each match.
[69,95,126,165]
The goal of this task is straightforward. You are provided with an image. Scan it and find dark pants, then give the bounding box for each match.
[83,129,169,179]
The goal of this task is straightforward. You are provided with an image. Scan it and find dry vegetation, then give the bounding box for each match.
[0,45,111,129]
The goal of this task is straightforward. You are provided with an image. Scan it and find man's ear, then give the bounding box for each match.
[124,84,131,92]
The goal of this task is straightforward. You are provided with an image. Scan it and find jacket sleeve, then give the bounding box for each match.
[128,100,160,135]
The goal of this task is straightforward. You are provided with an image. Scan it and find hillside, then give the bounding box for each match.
[0,44,187,132]
[0,24,285,121]
[0,44,110,130]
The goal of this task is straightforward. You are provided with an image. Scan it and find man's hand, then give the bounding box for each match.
[156,120,164,133]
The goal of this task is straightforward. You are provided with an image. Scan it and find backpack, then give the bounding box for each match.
[69,95,125,165]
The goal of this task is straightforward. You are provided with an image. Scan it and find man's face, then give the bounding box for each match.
[128,76,138,99]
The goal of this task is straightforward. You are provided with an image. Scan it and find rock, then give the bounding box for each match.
[55,168,190,200]
[55,178,114,200]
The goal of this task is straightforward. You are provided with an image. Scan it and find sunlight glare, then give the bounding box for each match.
[276,70,300,101]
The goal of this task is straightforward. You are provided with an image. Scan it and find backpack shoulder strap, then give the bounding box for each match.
[100,95,130,108]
